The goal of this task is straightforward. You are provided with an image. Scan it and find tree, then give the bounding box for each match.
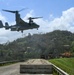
[71,41,74,52]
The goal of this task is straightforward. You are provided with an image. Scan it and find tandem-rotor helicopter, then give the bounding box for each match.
[0,8,42,33]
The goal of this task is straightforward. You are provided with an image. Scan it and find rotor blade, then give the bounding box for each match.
[29,17,43,19]
[19,8,28,12]
[2,9,16,13]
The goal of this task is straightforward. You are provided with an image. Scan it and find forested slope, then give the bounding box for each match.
[0,30,74,61]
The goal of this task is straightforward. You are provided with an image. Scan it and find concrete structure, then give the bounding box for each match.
[20,59,53,74]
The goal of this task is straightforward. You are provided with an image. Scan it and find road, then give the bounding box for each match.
[0,59,52,75]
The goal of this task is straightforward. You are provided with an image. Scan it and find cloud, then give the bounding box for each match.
[48,7,74,32]
[0,7,74,43]
[0,12,6,23]
[23,10,35,22]
[24,10,34,19]
[33,7,74,33]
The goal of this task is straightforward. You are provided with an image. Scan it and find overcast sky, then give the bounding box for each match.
[0,0,74,43]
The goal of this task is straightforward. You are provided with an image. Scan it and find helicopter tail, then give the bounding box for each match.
[0,20,4,28]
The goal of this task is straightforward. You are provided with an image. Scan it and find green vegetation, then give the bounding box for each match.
[0,62,18,66]
[49,58,74,75]
[0,63,14,66]
[0,30,74,61]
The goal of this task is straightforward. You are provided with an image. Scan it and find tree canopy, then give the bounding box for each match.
[0,30,74,61]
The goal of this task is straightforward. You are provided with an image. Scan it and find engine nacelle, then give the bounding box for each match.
[5,22,9,29]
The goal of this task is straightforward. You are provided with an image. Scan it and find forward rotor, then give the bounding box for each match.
[2,8,28,13]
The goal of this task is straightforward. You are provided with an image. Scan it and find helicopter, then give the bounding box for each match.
[0,9,42,33]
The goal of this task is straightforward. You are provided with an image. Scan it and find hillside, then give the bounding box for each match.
[0,30,74,61]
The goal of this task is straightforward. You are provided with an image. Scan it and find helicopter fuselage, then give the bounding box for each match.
[1,9,41,33]
[10,22,39,32]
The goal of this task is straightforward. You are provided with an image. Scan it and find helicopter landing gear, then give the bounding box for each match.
[21,30,23,33]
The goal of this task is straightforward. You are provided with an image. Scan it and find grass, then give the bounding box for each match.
[49,58,74,75]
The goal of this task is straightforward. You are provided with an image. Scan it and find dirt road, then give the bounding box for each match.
[0,59,52,75]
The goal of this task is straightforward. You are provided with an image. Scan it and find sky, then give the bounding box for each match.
[0,0,74,43]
